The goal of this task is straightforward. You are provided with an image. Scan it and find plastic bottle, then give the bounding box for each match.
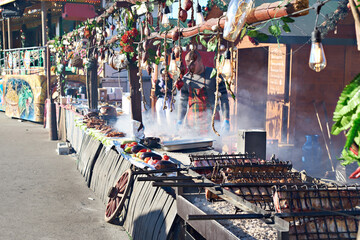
[301,135,313,172]
[301,134,322,177]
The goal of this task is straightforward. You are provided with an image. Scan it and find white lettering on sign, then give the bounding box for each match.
[268,45,286,96]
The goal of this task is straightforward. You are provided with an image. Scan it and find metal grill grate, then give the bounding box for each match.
[274,185,360,239]
[189,153,292,173]
[220,172,305,211]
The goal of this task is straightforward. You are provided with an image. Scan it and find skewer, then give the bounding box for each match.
[313,101,335,171]
[187,213,272,221]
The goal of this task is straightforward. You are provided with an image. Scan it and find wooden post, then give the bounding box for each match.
[7,18,11,49]
[88,58,98,110]
[151,63,158,117]
[46,46,58,140]
[47,10,52,40]
[43,3,57,140]
[2,19,6,50]
[46,47,51,100]
[349,0,360,51]
[41,2,48,46]
[128,64,143,126]
[86,67,91,108]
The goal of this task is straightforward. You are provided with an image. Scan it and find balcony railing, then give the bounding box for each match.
[1,46,47,75]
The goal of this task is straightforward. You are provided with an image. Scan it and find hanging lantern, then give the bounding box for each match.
[162,6,171,28]
[196,3,204,25]
[185,0,193,11]
[105,28,111,38]
[223,0,254,42]
[309,28,327,72]
[221,49,233,80]
[179,8,188,22]
[168,52,180,79]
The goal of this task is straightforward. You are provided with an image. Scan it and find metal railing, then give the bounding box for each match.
[1,46,47,75]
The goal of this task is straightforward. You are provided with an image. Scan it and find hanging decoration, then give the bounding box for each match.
[45,0,342,135]
[223,0,254,42]
[196,2,204,25]
[117,9,139,69]
[162,31,169,111]
[161,6,171,28]
[20,30,26,48]
[308,0,327,72]
[317,0,349,37]
[203,0,228,18]
[212,29,222,136]
[137,8,152,111]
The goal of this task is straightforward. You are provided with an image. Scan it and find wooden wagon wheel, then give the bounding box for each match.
[104,169,132,223]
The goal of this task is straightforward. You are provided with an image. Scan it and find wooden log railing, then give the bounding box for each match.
[49,0,309,45]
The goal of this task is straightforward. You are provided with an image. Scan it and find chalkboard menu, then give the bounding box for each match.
[267,45,287,97]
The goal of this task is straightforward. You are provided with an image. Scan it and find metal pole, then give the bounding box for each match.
[187,214,270,221]
[152,182,215,187]
[46,46,58,140]
[137,176,203,181]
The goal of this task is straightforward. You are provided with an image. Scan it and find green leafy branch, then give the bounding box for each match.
[244,16,294,44]
[331,73,360,166]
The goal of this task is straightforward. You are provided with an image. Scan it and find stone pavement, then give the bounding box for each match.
[0,112,129,240]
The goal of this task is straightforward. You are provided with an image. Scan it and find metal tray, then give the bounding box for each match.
[161,138,214,151]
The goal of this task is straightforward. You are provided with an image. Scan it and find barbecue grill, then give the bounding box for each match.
[274,185,360,240]
[186,153,360,239]
[139,152,360,239]
[189,153,292,173]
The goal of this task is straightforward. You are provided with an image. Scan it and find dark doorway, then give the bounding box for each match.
[234,47,269,130]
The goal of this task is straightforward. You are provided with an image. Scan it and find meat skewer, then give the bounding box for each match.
[289,216,358,239]
[273,188,360,213]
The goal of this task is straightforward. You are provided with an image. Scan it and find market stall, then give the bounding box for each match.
[46,0,360,238]
[59,103,359,239]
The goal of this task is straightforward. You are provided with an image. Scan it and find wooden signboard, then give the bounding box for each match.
[266,44,290,143]
[267,45,287,98]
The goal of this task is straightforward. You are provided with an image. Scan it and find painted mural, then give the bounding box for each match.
[5,78,34,120]
[2,76,46,122]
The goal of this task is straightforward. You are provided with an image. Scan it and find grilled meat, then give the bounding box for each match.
[273,188,360,213]
[106,131,125,138]
[289,217,358,239]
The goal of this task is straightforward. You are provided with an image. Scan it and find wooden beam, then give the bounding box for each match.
[48,1,125,44]
[128,63,143,125]
[7,18,11,49]
[107,0,309,44]
[2,19,6,50]
[349,0,360,51]
[89,58,98,110]
[49,0,309,46]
